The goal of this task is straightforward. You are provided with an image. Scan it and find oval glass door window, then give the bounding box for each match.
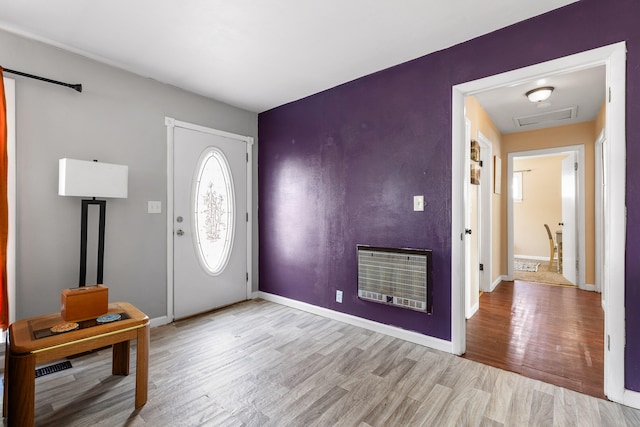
[192,148,235,275]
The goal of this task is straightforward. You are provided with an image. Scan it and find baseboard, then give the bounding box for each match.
[466,301,479,319]
[490,276,506,292]
[581,283,596,291]
[514,254,553,261]
[150,315,170,328]
[623,388,640,410]
[256,291,453,353]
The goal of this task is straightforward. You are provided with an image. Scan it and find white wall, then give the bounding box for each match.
[0,29,258,319]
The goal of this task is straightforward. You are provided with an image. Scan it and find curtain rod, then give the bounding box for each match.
[2,67,82,92]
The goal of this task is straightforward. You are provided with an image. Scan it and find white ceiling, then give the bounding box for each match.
[474,65,606,134]
[0,0,579,113]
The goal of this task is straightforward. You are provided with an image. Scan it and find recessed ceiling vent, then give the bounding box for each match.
[513,106,578,128]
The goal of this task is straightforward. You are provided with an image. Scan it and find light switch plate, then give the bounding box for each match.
[413,195,424,211]
[336,290,343,303]
[148,201,162,214]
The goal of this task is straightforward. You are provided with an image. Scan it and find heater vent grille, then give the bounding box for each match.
[357,245,432,313]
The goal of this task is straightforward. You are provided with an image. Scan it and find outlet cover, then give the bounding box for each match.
[336,290,343,303]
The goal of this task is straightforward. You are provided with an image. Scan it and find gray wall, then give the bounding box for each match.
[0,29,259,320]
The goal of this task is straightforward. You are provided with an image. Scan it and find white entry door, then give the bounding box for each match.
[561,152,578,285]
[173,124,249,319]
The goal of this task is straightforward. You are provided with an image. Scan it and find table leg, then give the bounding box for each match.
[112,341,131,375]
[135,324,149,408]
[7,351,36,427]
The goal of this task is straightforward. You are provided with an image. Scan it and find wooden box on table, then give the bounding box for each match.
[61,284,108,321]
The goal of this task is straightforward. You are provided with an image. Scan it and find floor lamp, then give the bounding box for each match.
[58,158,128,286]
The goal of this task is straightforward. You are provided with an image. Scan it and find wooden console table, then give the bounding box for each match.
[3,302,149,427]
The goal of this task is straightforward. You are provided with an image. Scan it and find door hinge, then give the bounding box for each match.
[246,272,249,282]
[574,162,578,171]
[576,260,579,270]
[607,334,611,351]
[608,87,612,102]
[246,152,249,162]
[479,160,483,167]
[479,263,484,271]
[246,212,249,222]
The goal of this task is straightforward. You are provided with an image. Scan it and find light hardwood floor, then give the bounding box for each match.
[4,299,640,426]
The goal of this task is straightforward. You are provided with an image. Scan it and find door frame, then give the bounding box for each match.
[595,128,605,298]
[451,42,627,403]
[476,132,493,293]
[506,146,585,289]
[165,117,254,322]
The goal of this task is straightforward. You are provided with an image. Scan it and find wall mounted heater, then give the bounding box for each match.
[357,245,432,313]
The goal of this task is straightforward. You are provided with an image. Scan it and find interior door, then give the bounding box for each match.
[464,119,473,318]
[173,125,248,319]
[561,152,577,285]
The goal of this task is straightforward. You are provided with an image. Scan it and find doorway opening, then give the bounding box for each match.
[508,146,586,289]
[451,42,626,403]
[466,143,603,397]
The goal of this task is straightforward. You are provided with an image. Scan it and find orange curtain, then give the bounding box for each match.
[0,68,8,329]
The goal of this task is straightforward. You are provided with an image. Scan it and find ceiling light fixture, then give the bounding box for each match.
[526,86,554,103]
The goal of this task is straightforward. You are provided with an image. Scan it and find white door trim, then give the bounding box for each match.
[506,146,585,288]
[477,132,492,293]
[4,77,15,325]
[594,128,605,297]
[451,42,627,405]
[165,117,253,323]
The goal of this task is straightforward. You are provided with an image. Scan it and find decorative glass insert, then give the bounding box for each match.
[193,148,235,275]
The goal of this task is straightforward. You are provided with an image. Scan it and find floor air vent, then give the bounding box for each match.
[35,361,73,378]
[357,245,432,313]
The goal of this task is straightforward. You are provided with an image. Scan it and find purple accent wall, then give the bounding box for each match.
[258,0,640,390]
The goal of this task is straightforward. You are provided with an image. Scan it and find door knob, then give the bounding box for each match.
[176,229,184,236]
[176,216,183,223]
[465,229,472,235]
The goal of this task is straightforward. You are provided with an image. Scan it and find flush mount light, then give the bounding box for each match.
[526,86,554,103]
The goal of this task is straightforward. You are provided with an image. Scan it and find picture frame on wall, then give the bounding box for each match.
[470,139,480,162]
[471,162,480,185]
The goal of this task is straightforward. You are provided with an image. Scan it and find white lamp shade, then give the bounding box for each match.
[59,158,128,198]
[526,86,554,103]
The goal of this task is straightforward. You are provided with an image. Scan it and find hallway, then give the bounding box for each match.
[463,280,604,398]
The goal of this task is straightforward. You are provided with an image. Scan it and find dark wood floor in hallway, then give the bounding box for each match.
[463,280,605,399]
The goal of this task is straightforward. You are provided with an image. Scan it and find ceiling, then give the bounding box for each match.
[474,65,606,134]
[0,0,580,113]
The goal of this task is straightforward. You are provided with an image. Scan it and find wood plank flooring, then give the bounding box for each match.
[463,280,604,398]
[4,298,639,426]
